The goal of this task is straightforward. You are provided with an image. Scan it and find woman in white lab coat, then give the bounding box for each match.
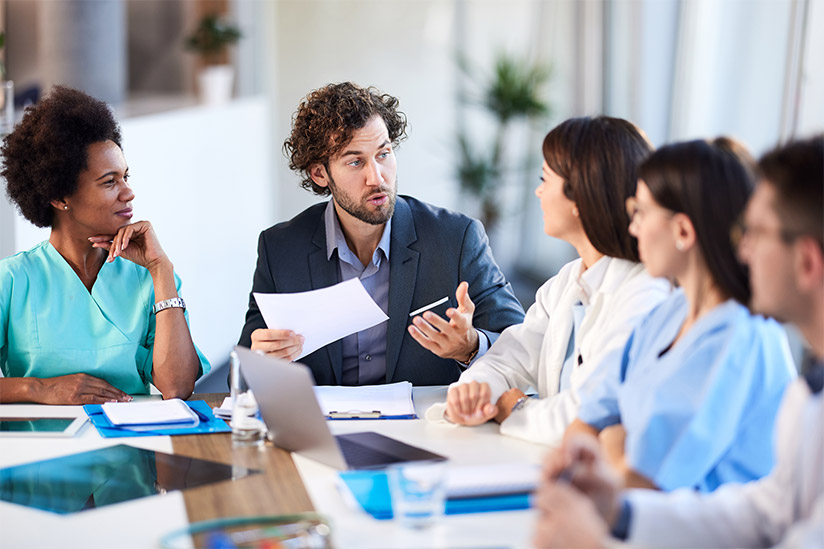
[428,116,670,446]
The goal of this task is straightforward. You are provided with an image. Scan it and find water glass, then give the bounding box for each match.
[387,460,447,529]
[229,350,266,447]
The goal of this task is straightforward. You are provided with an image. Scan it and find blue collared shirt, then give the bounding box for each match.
[559,257,609,391]
[578,289,796,492]
[324,201,392,385]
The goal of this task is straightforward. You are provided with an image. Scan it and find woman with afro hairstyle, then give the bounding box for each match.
[0,86,209,404]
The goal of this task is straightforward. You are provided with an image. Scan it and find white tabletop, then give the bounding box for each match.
[0,404,188,549]
[294,387,549,549]
[0,389,550,548]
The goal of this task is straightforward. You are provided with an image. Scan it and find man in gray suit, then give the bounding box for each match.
[239,82,524,386]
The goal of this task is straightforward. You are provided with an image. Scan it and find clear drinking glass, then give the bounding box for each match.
[387,460,447,529]
[229,350,266,447]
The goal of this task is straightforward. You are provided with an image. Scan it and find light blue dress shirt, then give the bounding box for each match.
[323,201,489,385]
[558,257,607,392]
[0,241,210,395]
[324,202,392,385]
[578,289,796,492]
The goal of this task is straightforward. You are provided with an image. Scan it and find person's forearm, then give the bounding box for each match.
[620,462,658,490]
[149,261,199,400]
[0,377,36,403]
[563,418,600,445]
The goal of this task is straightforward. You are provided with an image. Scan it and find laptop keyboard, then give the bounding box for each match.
[336,435,404,467]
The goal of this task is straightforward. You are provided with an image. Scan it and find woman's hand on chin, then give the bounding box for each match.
[89,220,171,272]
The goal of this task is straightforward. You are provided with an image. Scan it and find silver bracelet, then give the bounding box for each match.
[152,297,186,314]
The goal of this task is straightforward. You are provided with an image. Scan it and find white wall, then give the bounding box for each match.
[272,0,460,222]
[6,97,274,379]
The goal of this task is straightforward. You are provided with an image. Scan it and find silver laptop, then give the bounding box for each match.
[233,346,446,470]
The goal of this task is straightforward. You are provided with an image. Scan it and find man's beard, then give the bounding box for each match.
[328,177,397,225]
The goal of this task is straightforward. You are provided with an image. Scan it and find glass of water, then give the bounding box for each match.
[229,350,266,447]
[387,460,448,529]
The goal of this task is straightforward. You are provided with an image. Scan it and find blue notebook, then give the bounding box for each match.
[338,470,532,520]
[84,400,231,438]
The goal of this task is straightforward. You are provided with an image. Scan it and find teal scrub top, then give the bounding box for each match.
[0,241,210,395]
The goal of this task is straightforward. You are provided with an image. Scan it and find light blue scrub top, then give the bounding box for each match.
[0,241,210,395]
[578,289,795,492]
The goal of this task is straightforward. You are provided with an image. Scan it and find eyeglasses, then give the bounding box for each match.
[730,220,809,249]
[625,197,675,226]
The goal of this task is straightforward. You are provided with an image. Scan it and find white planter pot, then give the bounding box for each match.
[197,65,235,106]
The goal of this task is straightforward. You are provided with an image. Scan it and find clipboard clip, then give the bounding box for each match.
[327,410,382,419]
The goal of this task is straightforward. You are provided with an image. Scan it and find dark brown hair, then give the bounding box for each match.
[542,116,653,261]
[1,86,122,228]
[640,138,756,304]
[758,135,823,248]
[283,82,408,196]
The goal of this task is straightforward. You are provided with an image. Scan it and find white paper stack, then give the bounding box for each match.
[101,399,198,428]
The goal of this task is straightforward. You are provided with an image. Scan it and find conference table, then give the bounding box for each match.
[0,388,549,548]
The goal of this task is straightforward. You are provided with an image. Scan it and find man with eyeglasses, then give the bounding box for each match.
[532,135,823,548]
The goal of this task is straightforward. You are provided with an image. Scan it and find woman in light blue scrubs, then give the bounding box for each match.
[566,138,796,492]
[0,86,209,404]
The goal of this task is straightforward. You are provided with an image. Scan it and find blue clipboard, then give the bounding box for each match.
[338,470,532,519]
[326,411,417,420]
[83,400,231,438]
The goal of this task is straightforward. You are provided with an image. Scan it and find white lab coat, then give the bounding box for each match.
[625,378,824,548]
[427,256,670,446]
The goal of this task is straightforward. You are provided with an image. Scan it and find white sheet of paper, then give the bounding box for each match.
[101,399,197,426]
[253,278,389,360]
[313,381,415,417]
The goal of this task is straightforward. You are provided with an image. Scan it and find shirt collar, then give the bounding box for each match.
[804,358,824,395]
[324,199,392,263]
[576,255,609,306]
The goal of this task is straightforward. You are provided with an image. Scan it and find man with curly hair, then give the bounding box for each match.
[239,82,524,385]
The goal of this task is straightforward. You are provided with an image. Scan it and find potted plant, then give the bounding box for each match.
[185,14,243,105]
[456,53,550,232]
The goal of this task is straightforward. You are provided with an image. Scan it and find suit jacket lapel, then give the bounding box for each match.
[386,198,419,382]
[308,212,344,384]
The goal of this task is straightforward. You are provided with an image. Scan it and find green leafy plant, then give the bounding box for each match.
[185,15,242,65]
[457,52,551,230]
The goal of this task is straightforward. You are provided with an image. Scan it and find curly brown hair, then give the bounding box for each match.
[1,86,122,228]
[284,82,408,196]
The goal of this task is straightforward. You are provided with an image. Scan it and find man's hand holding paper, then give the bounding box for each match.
[252,278,389,361]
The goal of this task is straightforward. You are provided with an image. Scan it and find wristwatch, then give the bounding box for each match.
[152,297,186,314]
[459,343,480,366]
[510,395,531,414]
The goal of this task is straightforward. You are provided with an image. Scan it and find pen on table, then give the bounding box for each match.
[188,404,210,423]
[409,296,449,317]
[555,463,579,485]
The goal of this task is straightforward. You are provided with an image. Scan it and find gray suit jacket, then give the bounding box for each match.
[238,195,525,385]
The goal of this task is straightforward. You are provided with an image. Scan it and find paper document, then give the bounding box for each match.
[254,278,389,360]
[445,463,541,498]
[101,399,197,426]
[313,381,416,418]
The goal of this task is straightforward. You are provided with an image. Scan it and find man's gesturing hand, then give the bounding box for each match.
[408,281,479,362]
